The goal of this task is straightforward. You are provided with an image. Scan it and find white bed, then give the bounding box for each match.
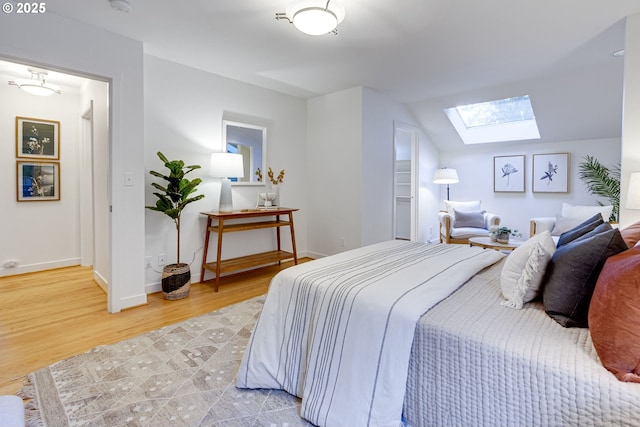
[404,257,640,427]
[236,240,640,427]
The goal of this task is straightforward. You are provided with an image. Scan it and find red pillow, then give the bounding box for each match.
[620,220,640,248]
[589,246,640,382]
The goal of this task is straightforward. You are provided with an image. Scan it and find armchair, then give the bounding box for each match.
[438,200,500,244]
[530,203,614,238]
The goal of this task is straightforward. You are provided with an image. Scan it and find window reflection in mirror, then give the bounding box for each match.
[223,120,266,185]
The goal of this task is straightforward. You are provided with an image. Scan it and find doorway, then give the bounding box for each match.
[393,122,419,241]
[0,57,110,300]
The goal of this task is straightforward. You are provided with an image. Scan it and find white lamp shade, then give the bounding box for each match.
[286,0,345,35]
[433,168,459,184]
[626,172,640,210]
[210,153,244,178]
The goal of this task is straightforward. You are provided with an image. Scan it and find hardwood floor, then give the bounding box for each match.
[0,260,303,395]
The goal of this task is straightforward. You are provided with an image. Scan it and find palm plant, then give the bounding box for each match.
[146,151,205,263]
[577,155,620,222]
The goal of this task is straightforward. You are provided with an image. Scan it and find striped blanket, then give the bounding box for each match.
[236,241,504,427]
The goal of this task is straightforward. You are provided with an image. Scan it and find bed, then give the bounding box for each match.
[404,256,640,427]
[236,239,640,427]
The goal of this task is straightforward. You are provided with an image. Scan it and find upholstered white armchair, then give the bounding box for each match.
[530,203,614,238]
[438,200,501,244]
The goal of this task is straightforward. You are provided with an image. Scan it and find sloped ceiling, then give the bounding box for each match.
[5,0,640,150]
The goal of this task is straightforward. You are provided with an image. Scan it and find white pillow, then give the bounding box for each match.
[501,231,556,309]
[445,200,481,216]
[551,215,585,236]
[561,203,613,222]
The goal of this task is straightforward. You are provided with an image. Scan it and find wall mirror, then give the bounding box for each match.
[223,119,267,185]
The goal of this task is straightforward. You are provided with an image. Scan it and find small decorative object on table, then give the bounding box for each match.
[146,151,205,300]
[492,226,521,244]
[256,166,285,209]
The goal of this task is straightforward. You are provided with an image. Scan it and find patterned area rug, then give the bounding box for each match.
[20,296,314,427]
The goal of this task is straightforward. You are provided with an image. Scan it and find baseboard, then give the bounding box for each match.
[0,258,81,277]
[93,269,108,293]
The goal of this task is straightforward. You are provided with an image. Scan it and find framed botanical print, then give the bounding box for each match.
[533,153,569,193]
[494,155,525,192]
[16,161,61,201]
[16,116,60,160]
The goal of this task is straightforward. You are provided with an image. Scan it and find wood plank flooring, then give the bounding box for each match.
[0,260,304,395]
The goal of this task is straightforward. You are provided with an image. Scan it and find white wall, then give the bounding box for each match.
[143,55,307,291]
[307,86,440,257]
[620,13,640,228]
[307,87,363,257]
[0,13,145,312]
[361,88,440,244]
[440,138,622,237]
[0,80,81,276]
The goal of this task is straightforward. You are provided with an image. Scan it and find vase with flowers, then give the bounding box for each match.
[256,166,285,207]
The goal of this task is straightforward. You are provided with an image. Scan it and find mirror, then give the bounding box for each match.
[223,119,267,185]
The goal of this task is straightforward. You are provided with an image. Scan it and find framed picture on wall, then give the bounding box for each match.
[16,116,60,160]
[533,153,569,193]
[494,155,525,192]
[16,161,60,201]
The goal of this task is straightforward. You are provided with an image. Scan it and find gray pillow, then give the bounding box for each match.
[453,209,485,228]
[556,213,605,247]
[542,228,628,328]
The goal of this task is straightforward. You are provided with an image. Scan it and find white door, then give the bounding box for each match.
[393,122,419,241]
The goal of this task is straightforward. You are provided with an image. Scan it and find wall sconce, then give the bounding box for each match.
[210,153,244,212]
[433,168,459,201]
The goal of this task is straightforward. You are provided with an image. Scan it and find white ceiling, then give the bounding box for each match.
[5,0,640,150]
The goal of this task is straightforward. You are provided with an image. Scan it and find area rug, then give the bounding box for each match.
[19,295,315,427]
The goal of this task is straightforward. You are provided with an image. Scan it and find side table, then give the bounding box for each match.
[200,208,299,291]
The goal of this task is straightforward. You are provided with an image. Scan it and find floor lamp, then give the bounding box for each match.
[210,153,244,212]
[433,168,459,200]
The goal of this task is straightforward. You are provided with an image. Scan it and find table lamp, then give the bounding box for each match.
[210,153,244,212]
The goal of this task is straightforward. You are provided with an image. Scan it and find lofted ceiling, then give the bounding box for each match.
[5,0,640,150]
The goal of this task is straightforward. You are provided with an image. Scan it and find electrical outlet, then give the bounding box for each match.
[144,256,152,269]
[339,237,346,247]
[3,260,18,268]
[158,254,166,266]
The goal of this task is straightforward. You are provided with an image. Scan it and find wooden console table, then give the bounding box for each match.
[199,208,299,291]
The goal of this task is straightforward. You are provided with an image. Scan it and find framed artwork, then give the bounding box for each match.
[16,116,60,160]
[494,155,525,192]
[16,161,60,201]
[533,153,569,193]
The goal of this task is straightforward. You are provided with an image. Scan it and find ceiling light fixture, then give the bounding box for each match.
[8,68,61,96]
[276,0,345,36]
[109,0,132,13]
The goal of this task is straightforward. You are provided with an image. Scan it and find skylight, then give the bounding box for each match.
[444,95,540,144]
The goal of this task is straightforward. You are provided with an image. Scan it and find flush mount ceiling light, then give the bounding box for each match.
[8,68,61,96]
[109,0,132,13]
[276,0,345,36]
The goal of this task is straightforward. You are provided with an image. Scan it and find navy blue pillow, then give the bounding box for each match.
[542,228,628,328]
[556,213,605,247]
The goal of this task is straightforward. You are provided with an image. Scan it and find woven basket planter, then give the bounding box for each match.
[161,263,191,300]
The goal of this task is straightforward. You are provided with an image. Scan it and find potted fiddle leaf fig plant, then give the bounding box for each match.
[146,151,205,300]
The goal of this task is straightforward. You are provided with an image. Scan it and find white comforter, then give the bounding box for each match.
[236,240,504,427]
